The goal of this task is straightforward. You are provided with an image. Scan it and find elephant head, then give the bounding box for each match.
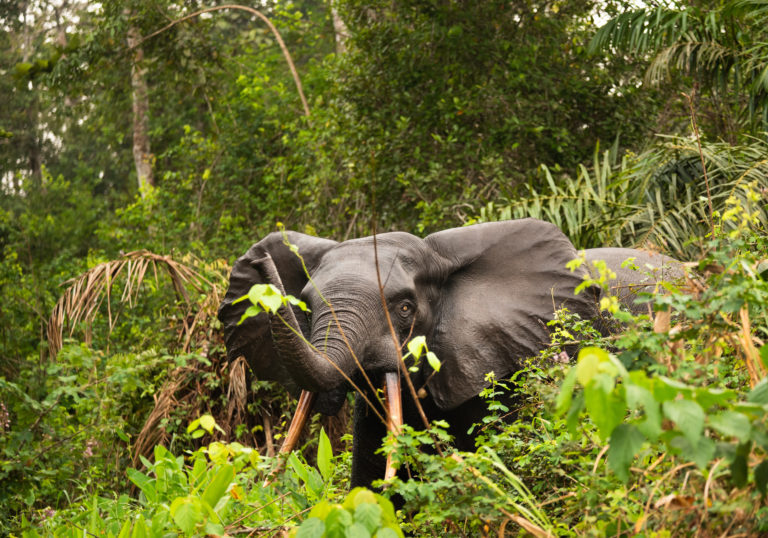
[218,219,602,479]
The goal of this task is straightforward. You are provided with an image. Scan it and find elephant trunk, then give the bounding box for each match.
[252,254,347,392]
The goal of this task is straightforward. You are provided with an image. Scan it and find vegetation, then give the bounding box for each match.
[2,0,768,535]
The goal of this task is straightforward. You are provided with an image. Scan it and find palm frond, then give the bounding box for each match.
[47,250,224,358]
[475,136,768,259]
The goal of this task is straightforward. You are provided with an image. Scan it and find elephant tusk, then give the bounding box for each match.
[263,389,317,487]
[383,372,403,481]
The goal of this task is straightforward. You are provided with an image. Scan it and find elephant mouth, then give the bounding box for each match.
[271,372,403,483]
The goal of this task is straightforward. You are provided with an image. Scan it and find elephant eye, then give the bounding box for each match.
[398,301,415,317]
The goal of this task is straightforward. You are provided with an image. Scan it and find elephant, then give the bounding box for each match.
[217,219,683,488]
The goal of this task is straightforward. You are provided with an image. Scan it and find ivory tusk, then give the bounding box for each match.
[263,389,316,486]
[383,372,403,481]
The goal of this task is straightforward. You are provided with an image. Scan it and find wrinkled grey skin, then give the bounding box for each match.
[585,248,685,315]
[218,220,683,488]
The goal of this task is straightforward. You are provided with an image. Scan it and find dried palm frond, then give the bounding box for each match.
[47,250,221,358]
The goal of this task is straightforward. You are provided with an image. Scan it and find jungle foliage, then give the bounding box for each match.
[2,0,768,535]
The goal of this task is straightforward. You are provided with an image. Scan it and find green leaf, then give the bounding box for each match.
[286,295,310,311]
[325,505,353,535]
[317,427,333,482]
[565,391,585,435]
[576,347,610,385]
[309,500,333,520]
[170,496,205,535]
[346,523,372,538]
[669,435,715,469]
[126,469,157,504]
[748,378,768,404]
[555,367,578,416]
[288,453,309,483]
[199,415,216,434]
[663,399,704,445]
[238,304,263,324]
[406,336,427,358]
[295,518,325,538]
[708,411,751,442]
[261,284,284,313]
[130,515,148,538]
[375,529,401,538]
[116,519,132,538]
[584,373,625,440]
[754,459,768,496]
[625,384,661,440]
[425,351,441,372]
[355,502,382,533]
[695,387,737,410]
[730,442,752,488]
[759,344,768,370]
[607,424,645,482]
[201,463,234,511]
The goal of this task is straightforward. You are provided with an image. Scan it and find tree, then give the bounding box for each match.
[589,0,768,141]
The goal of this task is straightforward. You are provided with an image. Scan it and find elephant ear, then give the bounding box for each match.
[424,219,599,410]
[218,231,337,391]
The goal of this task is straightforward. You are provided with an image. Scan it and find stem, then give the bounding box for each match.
[683,88,714,238]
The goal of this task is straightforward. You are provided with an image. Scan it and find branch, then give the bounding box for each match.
[132,4,310,117]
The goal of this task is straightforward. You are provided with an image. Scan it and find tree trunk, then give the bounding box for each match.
[331,3,348,54]
[125,19,154,196]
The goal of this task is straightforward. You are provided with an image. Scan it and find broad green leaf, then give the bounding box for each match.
[317,427,333,482]
[347,522,372,538]
[260,284,284,313]
[730,442,752,487]
[201,463,234,511]
[288,453,309,483]
[375,529,401,538]
[708,411,751,442]
[126,469,157,504]
[695,387,737,410]
[130,515,148,538]
[663,399,704,445]
[207,441,229,464]
[187,418,200,433]
[668,435,715,469]
[576,347,609,385]
[406,336,427,358]
[170,496,205,535]
[748,379,768,404]
[355,502,382,533]
[426,351,441,372]
[607,424,645,482]
[565,391,585,435]
[199,415,216,434]
[295,518,325,538]
[760,344,768,370]
[116,519,132,538]
[308,500,333,520]
[286,295,310,311]
[325,505,353,535]
[374,494,398,527]
[344,488,376,510]
[625,384,661,440]
[656,376,693,401]
[584,374,625,440]
[754,459,768,496]
[555,367,578,416]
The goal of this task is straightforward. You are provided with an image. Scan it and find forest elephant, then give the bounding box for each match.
[217,219,683,488]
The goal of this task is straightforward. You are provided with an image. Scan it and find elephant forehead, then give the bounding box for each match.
[315,235,428,276]
[308,258,415,293]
